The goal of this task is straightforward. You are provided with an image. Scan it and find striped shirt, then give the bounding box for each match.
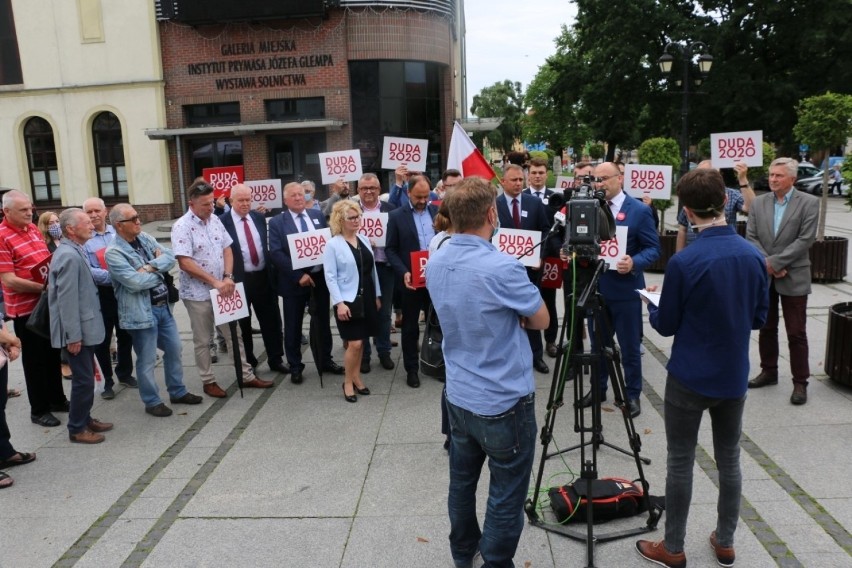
[0,220,52,317]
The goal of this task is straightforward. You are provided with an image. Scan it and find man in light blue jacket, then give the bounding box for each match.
[105,204,202,417]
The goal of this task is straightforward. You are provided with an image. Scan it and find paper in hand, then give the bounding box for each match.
[636,289,661,307]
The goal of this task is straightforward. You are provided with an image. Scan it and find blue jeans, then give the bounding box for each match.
[364,262,395,360]
[65,345,96,435]
[664,376,745,553]
[447,393,536,568]
[127,304,188,409]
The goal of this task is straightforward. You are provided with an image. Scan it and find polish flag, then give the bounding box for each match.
[447,121,496,181]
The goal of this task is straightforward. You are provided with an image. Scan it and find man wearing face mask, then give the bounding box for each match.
[636,168,768,568]
[301,180,322,212]
[583,162,661,418]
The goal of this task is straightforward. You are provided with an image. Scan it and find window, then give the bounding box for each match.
[24,117,61,203]
[0,0,23,85]
[185,102,240,126]
[92,112,127,199]
[189,138,243,177]
[265,97,325,121]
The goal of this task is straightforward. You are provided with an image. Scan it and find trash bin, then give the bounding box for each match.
[825,302,852,386]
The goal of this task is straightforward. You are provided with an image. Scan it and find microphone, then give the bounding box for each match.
[545,210,566,238]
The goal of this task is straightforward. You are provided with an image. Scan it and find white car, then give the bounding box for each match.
[795,170,848,196]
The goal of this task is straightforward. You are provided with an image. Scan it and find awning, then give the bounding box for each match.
[144,119,347,140]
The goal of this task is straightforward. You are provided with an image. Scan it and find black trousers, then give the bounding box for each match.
[95,286,133,388]
[239,269,284,367]
[541,287,558,344]
[13,314,67,416]
[282,271,333,373]
[400,285,431,372]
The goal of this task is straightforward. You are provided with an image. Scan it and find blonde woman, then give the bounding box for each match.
[323,201,381,403]
[37,211,61,252]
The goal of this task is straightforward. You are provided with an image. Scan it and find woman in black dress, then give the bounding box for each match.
[323,201,381,402]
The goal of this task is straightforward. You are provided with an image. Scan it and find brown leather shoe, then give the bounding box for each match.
[546,342,558,358]
[635,540,686,568]
[790,383,807,405]
[242,377,273,389]
[710,531,736,567]
[69,430,105,444]
[747,371,778,388]
[87,418,114,433]
[203,382,227,398]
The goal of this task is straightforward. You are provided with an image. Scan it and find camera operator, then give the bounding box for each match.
[582,162,660,418]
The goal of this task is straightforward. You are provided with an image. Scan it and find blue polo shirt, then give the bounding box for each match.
[426,234,543,415]
[647,225,768,398]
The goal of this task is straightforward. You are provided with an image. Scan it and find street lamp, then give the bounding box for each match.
[657,42,713,178]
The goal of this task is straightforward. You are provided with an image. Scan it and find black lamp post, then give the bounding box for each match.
[658,42,713,179]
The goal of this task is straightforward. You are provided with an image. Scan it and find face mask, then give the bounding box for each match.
[688,213,724,233]
[490,212,501,239]
[304,191,313,201]
[48,225,62,239]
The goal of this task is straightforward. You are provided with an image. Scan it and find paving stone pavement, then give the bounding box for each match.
[1,198,851,567]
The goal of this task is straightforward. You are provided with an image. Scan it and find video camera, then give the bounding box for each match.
[558,175,617,260]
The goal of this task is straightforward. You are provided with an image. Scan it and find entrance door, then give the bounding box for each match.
[268,132,326,189]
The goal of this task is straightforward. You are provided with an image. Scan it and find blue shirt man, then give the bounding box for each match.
[636,168,768,568]
[426,177,548,568]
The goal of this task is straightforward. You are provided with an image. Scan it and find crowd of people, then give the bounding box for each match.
[0,156,820,568]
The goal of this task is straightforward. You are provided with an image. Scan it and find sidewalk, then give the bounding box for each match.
[1,198,850,567]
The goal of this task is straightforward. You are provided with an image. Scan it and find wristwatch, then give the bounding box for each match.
[223,273,234,280]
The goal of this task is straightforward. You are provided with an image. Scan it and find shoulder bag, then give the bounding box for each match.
[25,282,51,339]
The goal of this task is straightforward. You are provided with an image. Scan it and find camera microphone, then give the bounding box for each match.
[545,210,566,238]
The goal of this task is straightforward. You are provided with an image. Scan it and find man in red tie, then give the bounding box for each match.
[218,184,289,376]
[495,164,552,374]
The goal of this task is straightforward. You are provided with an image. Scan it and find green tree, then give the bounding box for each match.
[469,80,525,155]
[793,92,852,239]
[588,143,605,161]
[638,137,681,233]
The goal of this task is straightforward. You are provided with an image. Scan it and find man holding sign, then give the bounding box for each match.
[496,164,551,375]
[269,182,343,385]
[587,162,661,418]
[172,181,273,398]
[356,173,397,372]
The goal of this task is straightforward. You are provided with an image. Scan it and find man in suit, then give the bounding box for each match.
[586,162,661,418]
[496,163,551,374]
[386,175,438,387]
[746,157,819,405]
[48,209,113,444]
[356,173,397,372]
[269,182,344,385]
[219,184,288,376]
[523,157,560,358]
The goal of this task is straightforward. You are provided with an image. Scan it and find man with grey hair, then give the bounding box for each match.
[83,197,136,400]
[746,157,819,405]
[0,190,68,427]
[49,209,113,443]
[106,203,202,417]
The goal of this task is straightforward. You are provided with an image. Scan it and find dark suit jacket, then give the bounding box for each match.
[219,209,273,285]
[523,187,563,256]
[599,194,661,301]
[268,208,329,297]
[385,204,438,278]
[746,189,819,296]
[496,192,551,264]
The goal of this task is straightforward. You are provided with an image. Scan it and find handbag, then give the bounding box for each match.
[25,283,51,339]
[163,271,180,304]
[419,304,445,380]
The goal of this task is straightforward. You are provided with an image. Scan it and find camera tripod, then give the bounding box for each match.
[524,256,661,568]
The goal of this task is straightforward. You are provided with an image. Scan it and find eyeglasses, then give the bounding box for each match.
[595,175,619,182]
[359,186,380,192]
[117,215,141,224]
[345,215,362,222]
[189,184,214,199]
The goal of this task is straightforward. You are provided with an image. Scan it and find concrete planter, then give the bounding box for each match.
[810,236,848,283]
[825,302,852,386]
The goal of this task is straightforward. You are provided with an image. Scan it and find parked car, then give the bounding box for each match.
[753,162,821,191]
[795,170,849,196]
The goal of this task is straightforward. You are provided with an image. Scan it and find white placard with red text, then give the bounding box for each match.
[491,228,542,268]
[287,228,332,270]
[599,226,628,270]
[210,282,250,325]
[359,213,388,248]
[710,130,764,168]
[244,179,282,211]
[555,175,574,191]
[203,166,244,198]
[381,137,429,171]
[318,149,363,185]
[623,164,673,200]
